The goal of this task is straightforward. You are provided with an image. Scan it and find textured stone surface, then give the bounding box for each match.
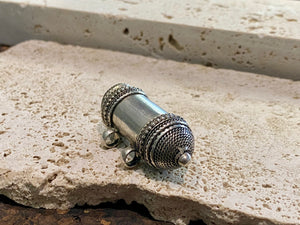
[0,41,299,225]
[0,0,300,79]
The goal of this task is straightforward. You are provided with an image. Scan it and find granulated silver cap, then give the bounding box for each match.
[137,113,194,169]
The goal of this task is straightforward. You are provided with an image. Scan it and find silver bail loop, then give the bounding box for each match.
[121,148,140,168]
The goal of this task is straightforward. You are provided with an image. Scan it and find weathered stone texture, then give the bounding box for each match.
[0,41,299,225]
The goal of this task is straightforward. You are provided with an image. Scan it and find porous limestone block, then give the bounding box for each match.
[0,0,300,80]
[0,40,299,225]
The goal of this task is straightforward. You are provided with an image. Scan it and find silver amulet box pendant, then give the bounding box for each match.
[100,83,194,170]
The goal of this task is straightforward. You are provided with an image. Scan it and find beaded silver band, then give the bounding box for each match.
[101,83,146,127]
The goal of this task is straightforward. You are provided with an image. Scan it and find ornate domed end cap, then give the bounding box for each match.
[137,113,194,169]
[150,125,194,169]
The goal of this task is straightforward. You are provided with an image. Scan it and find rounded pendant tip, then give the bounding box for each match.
[178,152,192,167]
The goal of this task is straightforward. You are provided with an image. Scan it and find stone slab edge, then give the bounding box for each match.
[0,0,299,80]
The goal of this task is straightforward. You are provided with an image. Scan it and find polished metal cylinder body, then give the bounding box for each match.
[112,94,166,143]
[101,83,194,169]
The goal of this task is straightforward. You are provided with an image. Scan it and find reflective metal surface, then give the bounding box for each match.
[101,128,120,148]
[101,83,194,170]
[112,94,166,142]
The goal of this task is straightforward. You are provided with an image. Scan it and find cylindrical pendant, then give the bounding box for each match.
[101,83,194,169]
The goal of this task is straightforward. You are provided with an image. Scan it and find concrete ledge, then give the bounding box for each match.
[0,40,299,225]
[0,0,299,80]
